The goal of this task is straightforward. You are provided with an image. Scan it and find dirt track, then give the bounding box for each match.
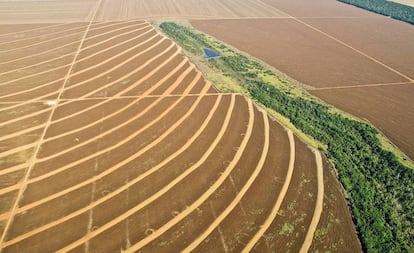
[0,1,362,252]
[191,1,414,160]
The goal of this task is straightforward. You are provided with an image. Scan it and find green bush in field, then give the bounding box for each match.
[160,22,414,252]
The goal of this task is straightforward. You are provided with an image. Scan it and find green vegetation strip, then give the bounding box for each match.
[159,22,414,253]
[338,0,414,25]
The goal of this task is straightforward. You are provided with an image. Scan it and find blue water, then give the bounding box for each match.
[203,48,221,58]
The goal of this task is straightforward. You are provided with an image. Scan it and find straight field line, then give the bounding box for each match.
[299,148,324,253]
[0,93,229,105]
[0,0,103,247]
[256,0,414,82]
[310,81,414,91]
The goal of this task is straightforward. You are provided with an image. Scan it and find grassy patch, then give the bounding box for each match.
[159,21,414,253]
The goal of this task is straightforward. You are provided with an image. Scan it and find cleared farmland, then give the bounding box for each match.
[95,0,287,20]
[191,8,414,160]
[0,0,97,24]
[0,18,363,252]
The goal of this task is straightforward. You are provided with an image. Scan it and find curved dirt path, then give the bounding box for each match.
[0,25,88,54]
[0,41,176,162]
[0,87,218,250]
[0,23,72,38]
[122,96,254,253]
[0,28,158,99]
[0,43,177,144]
[0,66,201,209]
[0,45,179,177]
[299,148,324,253]
[0,20,144,66]
[0,22,147,77]
[0,24,93,47]
[52,85,221,253]
[182,105,270,252]
[0,0,104,245]
[0,58,192,198]
[0,35,170,122]
[0,24,151,87]
[242,128,296,253]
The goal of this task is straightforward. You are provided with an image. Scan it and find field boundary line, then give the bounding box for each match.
[123,95,254,252]
[299,148,324,253]
[0,42,176,137]
[0,55,184,185]
[0,45,179,155]
[0,0,103,247]
[0,55,187,198]
[310,81,414,91]
[256,0,413,82]
[0,24,89,47]
[0,35,167,118]
[0,164,28,178]
[0,27,155,99]
[38,64,193,162]
[54,85,215,253]
[0,20,145,66]
[0,25,88,54]
[0,85,215,249]
[242,128,296,253]
[183,103,270,252]
[0,22,150,80]
[0,23,72,38]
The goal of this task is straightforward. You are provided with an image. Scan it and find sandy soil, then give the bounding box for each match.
[191,19,408,88]
[311,83,414,160]
[0,0,97,24]
[95,0,287,21]
[0,17,358,253]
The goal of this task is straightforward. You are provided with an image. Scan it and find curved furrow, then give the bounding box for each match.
[0,20,144,66]
[0,23,73,38]
[0,23,150,82]
[242,129,296,253]
[0,143,37,160]
[0,72,205,215]
[122,96,255,252]
[0,20,145,55]
[37,63,193,162]
[0,53,185,194]
[0,24,89,47]
[0,27,154,99]
[0,34,167,116]
[1,85,216,246]
[298,148,324,253]
[0,84,212,250]
[182,106,270,252]
[47,64,196,142]
[0,46,179,144]
[0,22,147,77]
[0,26,87,54]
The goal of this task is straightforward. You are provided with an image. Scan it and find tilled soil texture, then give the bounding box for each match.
[311,84,414,160]
[95,0,288,20]
[0,0,97,24]
[191,13,414,160]
[0,19,358,253]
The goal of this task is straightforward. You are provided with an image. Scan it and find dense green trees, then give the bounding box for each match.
[160,22,414,252]
[338,0,414,25]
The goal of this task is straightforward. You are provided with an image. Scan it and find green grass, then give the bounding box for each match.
[159,21,414,253]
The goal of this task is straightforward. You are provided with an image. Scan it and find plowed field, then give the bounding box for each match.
[0,2,360,252]
[191,0,414,160]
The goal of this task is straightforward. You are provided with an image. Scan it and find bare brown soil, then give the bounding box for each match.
[0,18,358,253]
[191,19,407,88]
[191,7,414,161]
[311,83,414,160]
[95,0,287,20]
[0,0,97,24]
